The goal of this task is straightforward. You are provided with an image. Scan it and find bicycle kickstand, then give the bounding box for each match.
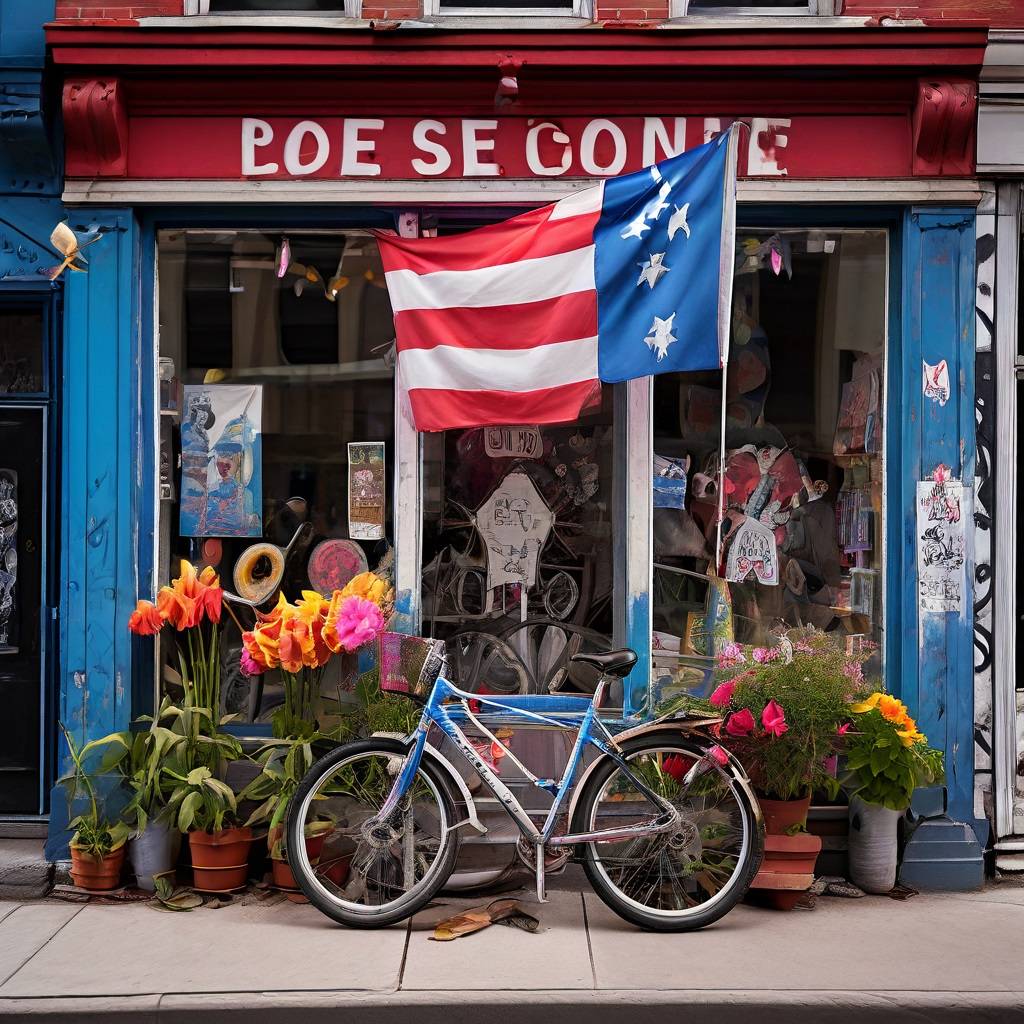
[535,842,547,903]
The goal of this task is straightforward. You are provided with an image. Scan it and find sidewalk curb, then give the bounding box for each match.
[2,989,1024,1023]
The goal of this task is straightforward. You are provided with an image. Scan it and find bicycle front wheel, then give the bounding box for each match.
[573,735,763,932]
[286,737,460,928]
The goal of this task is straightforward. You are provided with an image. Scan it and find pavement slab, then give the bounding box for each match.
[584,890,1024,993]
[401,890,594,991]
[0,904,83,988]
[0,899,407,998]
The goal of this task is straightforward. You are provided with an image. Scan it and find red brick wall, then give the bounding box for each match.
[55,1,182,19]
[843,0,1024,26]
[594,2,670,20]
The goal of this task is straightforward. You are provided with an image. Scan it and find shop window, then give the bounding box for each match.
[426,0,579,15]
[0,310,44,394]
[651,229,887,706]
[157,229,395,728]
[420,388,619,700]
[673,0,825,14]
[197,1,351,11]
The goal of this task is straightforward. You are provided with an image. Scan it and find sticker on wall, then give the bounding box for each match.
[484,426,543,460]
[180,385,263,538]
[916,474,966,613]
[474,470,554,593]
[725,515,779,586]
[922,359,950,407]
[0,470,17,653]
[348,442,386,541]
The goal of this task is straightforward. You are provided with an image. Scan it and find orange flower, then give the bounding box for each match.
[156,583,200,631]
[295,590,332,668]
[128,599,164,636]
[277,608,315,674]
[248,612,283,670]
[197,566,223,623]
[878,695,908,725]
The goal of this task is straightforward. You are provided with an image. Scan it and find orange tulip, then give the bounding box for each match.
[128,599,164,636]
[295,590,332,668]
[156,584,199,631]
[277,610,315,674]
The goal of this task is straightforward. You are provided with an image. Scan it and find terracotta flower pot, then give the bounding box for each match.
[189,826,253,892]
[271,832,331,892]
[70,844,126,892]
[747,794,821,910]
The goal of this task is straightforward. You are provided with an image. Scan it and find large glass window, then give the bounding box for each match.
[651,229,887,706]
[157,229,394,727]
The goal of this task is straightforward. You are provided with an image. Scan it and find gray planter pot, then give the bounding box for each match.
[129,819,181,892]
[848,795,904,894]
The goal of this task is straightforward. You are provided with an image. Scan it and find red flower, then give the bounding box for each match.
[837,722,852,736]
[128,599,164,636]
[761,699,788,738]
[724,708,756,737]
[709,681,736,708]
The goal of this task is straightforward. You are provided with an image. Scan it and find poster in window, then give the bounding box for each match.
[0,470,17,652]
[180,385,263,538]
[916,477,966,614]
[348,442,386,541]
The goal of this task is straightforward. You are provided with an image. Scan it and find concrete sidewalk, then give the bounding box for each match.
[0,876,1022,1023]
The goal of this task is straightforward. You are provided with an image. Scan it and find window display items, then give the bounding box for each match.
[307,539,369,595]
[347,442,385,541]
[180,384,263,538]
[0,470,16,652]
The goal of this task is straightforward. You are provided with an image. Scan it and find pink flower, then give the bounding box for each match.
[842,661,864,684]
[716,642,746,669]
[761,699,788,737]
[752,646,781,664]
[239,649,265,677]
[709,681,736,708]
[725,708,756,738]
[794,639,814,654]
[708,745,729,767]
[327,595,384,653]
[837,722,852,736]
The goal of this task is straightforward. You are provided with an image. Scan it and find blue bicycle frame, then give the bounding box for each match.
[373,673,695,900]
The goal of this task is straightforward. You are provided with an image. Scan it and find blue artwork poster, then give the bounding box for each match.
[180,384,263,538]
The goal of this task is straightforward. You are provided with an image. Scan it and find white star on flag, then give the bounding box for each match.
[620,213,651,241]
[668,203,691,241]
[644,313,678,362]
[637,253,670,289]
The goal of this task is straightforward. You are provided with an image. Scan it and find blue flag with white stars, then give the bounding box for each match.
[595,128,737,383]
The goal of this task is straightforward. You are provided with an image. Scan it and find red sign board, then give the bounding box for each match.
[116,114,913,181]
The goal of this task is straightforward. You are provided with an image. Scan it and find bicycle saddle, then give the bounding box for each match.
[569,648,637,678]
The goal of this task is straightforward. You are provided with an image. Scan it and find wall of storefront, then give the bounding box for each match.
[43,14,991,882]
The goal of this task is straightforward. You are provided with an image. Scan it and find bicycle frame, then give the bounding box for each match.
[374,673,691,900]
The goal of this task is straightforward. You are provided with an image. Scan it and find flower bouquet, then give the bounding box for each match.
[240,571,393,739]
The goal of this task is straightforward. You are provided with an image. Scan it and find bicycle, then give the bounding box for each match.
[287,633,764,932]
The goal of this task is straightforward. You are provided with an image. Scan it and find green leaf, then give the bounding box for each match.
[186,766,212,786]
[177,790,202,833]
[869,744,892,776]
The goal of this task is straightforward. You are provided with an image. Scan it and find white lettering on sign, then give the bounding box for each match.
[239,116,794,179]
[284,120,330,176]
[462,119,500,176]
[241,117,278,175]
[341,118,384,177]
[412,120,452,175]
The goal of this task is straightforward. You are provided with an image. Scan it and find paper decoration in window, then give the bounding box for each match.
[725,515,779,586]
[348,442,386,541]
[180,384,263,538]
[474,471,554,593]
[484,426,543,460]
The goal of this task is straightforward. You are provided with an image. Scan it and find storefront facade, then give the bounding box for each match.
[46,13,988,885]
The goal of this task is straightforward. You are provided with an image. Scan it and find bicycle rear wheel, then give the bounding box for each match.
[573,735,763,931]
[286,737,460,928]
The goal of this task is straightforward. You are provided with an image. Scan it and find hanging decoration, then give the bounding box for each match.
[45,221,102,281]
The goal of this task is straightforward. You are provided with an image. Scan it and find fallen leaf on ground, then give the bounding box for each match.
[430,899,539,941]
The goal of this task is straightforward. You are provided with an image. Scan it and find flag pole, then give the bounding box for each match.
[712,122,743,576]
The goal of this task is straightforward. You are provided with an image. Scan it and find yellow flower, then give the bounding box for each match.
[878,694,909,725]
[850,692,882,714]
[896,717,926,747]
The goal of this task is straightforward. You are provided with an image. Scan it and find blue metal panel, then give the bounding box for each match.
[59,209,142,757]
[0,2,54,67]
[897,207,977,826]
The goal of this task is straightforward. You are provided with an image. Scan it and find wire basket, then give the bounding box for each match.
[378,632,446,697]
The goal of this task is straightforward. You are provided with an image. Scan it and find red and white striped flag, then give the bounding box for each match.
[375,133,737,432]
[375,189,604,433]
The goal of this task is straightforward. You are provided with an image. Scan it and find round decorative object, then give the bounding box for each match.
[306,539,368,594]
[201,538,223,568]
[233,542,286,604]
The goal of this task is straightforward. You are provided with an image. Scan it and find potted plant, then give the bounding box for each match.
[699,631,859,908]
[107,700,188,892]
[166,765,253,892]
[241,737,341,897]
[57,723,130,892]
[842,691,945,893]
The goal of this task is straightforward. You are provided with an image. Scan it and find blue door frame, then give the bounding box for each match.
[57,202,984,865]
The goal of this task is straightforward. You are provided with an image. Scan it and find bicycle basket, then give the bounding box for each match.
[378,632,446,696]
